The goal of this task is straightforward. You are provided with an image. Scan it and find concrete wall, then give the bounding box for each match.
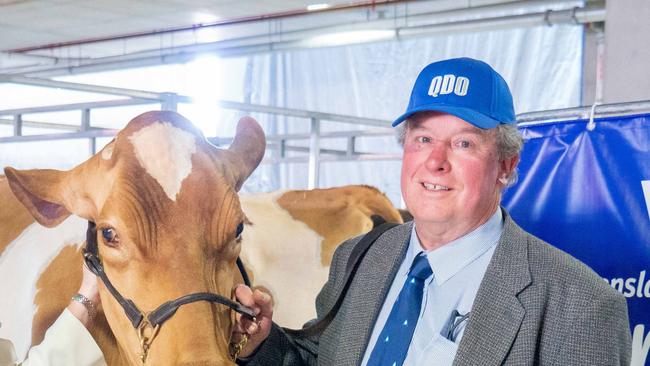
[582,25,605,105]
[602,0,650,103]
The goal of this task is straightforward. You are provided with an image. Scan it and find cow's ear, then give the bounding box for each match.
[227,116,266,191]
[3,167,72,227]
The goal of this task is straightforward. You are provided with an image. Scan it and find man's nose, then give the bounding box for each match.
[424,142,451,173]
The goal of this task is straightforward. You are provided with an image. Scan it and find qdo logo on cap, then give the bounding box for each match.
[428,74,470,98]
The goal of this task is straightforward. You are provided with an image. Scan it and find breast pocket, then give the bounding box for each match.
[415,333,459,365]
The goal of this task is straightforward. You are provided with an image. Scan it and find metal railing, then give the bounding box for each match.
[0,78,398,189]
[2,78,649,189]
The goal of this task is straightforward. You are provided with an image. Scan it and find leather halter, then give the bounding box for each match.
[83,221,255,362]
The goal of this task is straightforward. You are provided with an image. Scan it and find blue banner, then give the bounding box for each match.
[503,113,650,365]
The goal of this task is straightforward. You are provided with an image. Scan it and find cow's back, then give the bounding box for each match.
[239,185,402,328]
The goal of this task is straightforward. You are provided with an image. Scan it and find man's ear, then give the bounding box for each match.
[4,167,72,227]
[499,155,520,185]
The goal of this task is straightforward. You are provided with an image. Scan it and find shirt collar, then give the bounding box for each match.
[407,208,504,285]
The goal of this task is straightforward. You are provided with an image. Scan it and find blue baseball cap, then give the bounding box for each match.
[392,57,515,129]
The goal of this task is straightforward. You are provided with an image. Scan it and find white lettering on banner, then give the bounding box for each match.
[631,324,650,366]
[604,271,650,298]
[428,74,470,97]
[642,180,650,221]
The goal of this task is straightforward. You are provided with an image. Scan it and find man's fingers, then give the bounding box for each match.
[235,284,254,306]
[246,321,259,334]
[252,289,272,306]
[235,284,261,316]
[231,285,274,359]
[251,289,273,324]
[234,285,263,335]
[237,315,258,335]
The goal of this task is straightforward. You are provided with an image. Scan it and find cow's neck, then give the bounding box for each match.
[89,311,130,365]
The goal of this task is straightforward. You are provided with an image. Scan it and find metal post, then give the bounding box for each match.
[280,139,287,158]
[308,117,321,189]
[347,136,356,157]
[81,108,96,155]
[13,114,22,136]
[161,92,179,111]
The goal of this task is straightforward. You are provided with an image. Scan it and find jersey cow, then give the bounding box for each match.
[0,112,403,364]
[1,111,266,365]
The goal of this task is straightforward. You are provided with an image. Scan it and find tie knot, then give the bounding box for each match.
[408,253,432,280]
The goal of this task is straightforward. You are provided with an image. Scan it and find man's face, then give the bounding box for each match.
[400,112,515,240]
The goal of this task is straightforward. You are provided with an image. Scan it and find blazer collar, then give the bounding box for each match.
[452,208,533,366]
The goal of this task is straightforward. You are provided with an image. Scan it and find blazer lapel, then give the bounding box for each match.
[453,211,532,366]
[330,222,412,366]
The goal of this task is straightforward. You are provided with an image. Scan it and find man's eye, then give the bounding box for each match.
[416,136,431,143]
[101,228,119,245]
[455,140,473,149]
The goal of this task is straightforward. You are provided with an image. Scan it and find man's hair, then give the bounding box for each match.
[396,112,524,187]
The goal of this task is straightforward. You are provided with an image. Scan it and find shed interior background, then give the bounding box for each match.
[0,0,646,206]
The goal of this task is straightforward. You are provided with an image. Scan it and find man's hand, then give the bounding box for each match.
[232,285,274,359]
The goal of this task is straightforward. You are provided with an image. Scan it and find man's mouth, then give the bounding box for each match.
[422,182,451,191]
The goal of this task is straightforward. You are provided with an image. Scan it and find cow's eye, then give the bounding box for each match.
[101,228,119,245]
[235,222,244,238]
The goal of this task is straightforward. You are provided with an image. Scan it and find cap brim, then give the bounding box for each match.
[391,104,505,129]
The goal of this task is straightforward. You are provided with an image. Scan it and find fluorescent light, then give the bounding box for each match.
[307,3,330,11]
[193,12,218,24]
[194,28,222,43]
[304,30,396,47]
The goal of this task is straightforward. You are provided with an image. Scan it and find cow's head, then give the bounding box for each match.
[4,111,265,365]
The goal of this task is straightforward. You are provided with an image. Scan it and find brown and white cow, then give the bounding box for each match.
[0,113,403,363]
[1,111,266,365]
[239,185,402,328]
[0,181,402,362]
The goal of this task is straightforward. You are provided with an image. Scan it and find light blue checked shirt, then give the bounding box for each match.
[361,209,503,366]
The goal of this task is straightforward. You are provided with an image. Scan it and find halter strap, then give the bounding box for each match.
[83,221,256,330]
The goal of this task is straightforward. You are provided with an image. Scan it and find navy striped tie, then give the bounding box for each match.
[367,253,432,366]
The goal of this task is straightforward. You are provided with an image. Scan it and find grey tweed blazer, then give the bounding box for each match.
[246,209,631,365]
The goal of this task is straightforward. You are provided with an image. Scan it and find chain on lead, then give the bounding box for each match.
[137,314,161,365]
[229,315,257,360]
[229,333,249,360]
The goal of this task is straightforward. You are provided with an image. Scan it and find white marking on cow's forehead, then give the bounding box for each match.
[128,121,197,201]
[101,142,115,160]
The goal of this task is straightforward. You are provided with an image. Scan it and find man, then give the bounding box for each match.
[234,57,632,365]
